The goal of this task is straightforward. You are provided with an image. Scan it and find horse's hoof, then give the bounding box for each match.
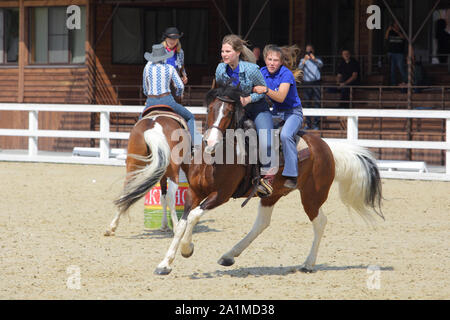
[104,230,115,237]
[154,267,172,275]
[159,226,170,232]
[218,257,235,267]
[181,243,194,258]
[300,266,315,273]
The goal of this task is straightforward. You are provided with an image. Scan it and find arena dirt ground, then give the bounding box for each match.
[0,162,448,300]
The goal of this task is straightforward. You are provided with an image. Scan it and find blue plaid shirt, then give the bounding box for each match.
[215,61,266,103]
[142,61,184,97]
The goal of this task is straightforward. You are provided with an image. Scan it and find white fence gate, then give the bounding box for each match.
[0,103,449,181]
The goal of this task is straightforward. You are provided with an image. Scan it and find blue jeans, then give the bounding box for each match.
[388,53,407,85]
[245,99,274,173]
[273,108,303,177]
[142,95,196,145]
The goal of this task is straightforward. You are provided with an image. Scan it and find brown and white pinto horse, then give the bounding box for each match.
[155,84,383,275]
[104,106,190,236]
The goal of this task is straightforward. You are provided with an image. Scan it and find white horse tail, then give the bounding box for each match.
[114,123,171,212]
[326,140,384,225]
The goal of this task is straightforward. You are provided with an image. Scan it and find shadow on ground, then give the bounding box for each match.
[123,219,220,240]
[188,263,394,279]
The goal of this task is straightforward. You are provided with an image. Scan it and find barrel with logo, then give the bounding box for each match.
[144,170,187,230]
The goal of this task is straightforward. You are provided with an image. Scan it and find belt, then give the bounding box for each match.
[147,92,170,98]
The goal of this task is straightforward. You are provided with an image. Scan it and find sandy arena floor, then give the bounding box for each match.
[0,162,448,300]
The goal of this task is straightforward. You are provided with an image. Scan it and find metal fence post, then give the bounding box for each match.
[100,111,110,160]
[446,118,450,175]
[28,110,38,157]
[347,116,358,141]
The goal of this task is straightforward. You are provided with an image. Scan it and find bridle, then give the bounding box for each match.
[207,96,237,135]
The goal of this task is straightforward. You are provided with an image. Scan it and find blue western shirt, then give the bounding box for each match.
[260,65,302,112]
[142,61,184,97]
[165,48,187,77]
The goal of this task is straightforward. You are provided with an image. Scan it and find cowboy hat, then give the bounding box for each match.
[162,27,184,39]
[144,44,174,63]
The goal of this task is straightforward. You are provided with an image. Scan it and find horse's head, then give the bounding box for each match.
[203,83,245,155]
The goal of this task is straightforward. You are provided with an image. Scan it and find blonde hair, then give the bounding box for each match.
[263,44,304,83]
[162,39,181,53]
[222,34,256,64]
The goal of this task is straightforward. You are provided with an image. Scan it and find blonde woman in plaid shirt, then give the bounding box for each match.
[215,34,276,197]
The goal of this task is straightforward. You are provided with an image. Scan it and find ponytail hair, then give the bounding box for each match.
[222,34,257,64]
[263,44,304,83]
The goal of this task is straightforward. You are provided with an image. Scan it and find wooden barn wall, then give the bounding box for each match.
[0,0,92,151]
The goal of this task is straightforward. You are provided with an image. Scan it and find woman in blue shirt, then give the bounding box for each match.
[162,27,188,84]
[215,34,276,197]
[253,45,303,189]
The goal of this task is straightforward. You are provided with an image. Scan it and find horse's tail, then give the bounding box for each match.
[326,140,384,225]
[114,123,171,212]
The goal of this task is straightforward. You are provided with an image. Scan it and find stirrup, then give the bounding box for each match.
[256,177,274,198]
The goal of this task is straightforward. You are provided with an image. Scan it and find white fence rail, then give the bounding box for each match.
[0,103,449,180]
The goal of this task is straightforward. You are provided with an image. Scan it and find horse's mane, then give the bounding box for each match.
[205,81,246,128]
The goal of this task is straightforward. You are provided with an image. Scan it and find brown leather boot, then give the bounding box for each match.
[283,177,298,189]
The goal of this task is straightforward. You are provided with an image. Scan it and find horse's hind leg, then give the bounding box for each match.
[218,198,278,267]
[167,179,179,229]
[160,178,170,231]
[104,208,127,236]
[302,208,327,272]
[160,178,179,232]
[300,182,329,272]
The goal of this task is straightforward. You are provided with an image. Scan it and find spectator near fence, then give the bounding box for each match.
[298,44,323,130]
[436,19,450,64]
[336,49,360,108]
[385,21,407,86]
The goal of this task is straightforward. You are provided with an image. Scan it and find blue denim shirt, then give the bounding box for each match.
[215,61,266,103]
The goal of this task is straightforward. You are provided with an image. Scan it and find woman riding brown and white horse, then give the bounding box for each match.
[104,44,195,235]
[154,83,384,275]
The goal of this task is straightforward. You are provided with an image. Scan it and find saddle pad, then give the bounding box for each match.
[141,110,189,132]
[296,137,310,162]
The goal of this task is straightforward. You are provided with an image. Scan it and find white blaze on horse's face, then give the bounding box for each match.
[206,101,225,149]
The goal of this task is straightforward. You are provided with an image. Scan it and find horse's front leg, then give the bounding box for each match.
[179,192,226,258]
[154,189,202,275]
[218,199,276,267]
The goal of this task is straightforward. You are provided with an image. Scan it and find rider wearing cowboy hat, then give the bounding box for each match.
[142,43,196,146]
[161,27,188,85]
